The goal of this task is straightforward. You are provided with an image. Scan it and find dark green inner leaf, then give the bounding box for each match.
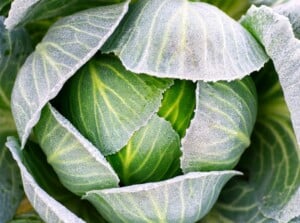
[55,55,173,156]
[0,0,11,16]
[158,79,196,138]
[107,115,182,186]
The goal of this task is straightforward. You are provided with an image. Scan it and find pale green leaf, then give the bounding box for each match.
[84,171,239,223]
[0,136,23,223]
[181,77,257,172]
[34,104,119,196]
[189,0,250,19]
[56,56,173,156]
[5,0,126,29]
[11,2,129,149]
[5,137,86,223]
[202,63,300,223]
[107,114,181,185]
[241,4,300,146]
[103,0,268,81]
[0,17,31,110]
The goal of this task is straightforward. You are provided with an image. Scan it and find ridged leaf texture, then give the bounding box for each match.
[84,171,239,223]
[56,56,173,156]
[11,2,129,148]
[181,77,257,172]
[6,137,86,223]
[34,104,119,196]
[103,0,268,81]
[202,62,300,223]
[4,0,126,29]
[241,3,300,146]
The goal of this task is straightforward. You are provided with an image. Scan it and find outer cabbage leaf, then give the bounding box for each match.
[5,0,126,29]
[84,171,239,223]
[6,137,86,223]
[11,2,129,149]
[241,3,300,146]
[103,0,268,81]
[6,137,107,223]
[202,63,300,223]
[34,104,119,196]
[274,0,300,39]
[0,16,31,223]
[181,77,257,172]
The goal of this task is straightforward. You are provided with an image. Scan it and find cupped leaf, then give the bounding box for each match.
[5,137,86,223]
[190,0,250,19]
[181,77,257,172]
[241,4,300,146]
[5,0,126,30]
[56,56,173,156]
[84,171,239,223]
[158,79,196,138]
[11,2,129,149]
[34,104,119,196]
[0,136,23,223]
[107,115,181,186]
[103,0,268,81]
[0,17,32,110]
[202,63,300,223]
